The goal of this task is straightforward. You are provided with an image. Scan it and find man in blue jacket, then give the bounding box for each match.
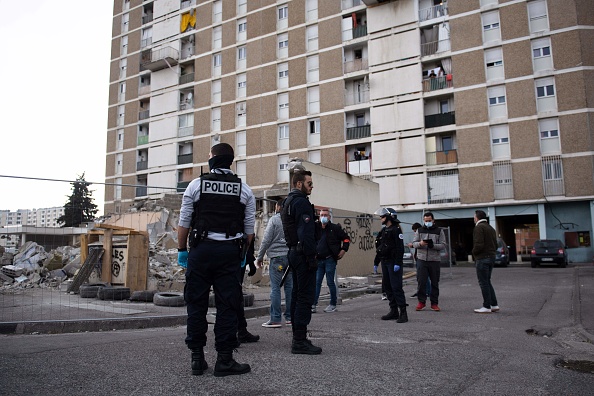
[281,170,321,355]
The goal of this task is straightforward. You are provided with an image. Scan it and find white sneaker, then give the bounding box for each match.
[490,306,500,312]
[324,304,337,313]
[474,307,492,313]
[311,305,317,313]
[261,320,282,328]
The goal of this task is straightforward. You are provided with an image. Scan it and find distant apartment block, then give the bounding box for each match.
[0,207,65,228]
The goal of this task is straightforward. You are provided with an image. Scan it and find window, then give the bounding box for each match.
[481,11,501,43]
[278,93,289,119]
[532,37,553,72]
[278,155,289,182]
[236,131,246,156]
[237,18,247,41]
[179,113,194,128]
[119,82,126,102]
[542,156,562,180]
[117,129,124,150]
[528,0,549,33]
[213,0,222,23]
[278,5,288,29]
[123,0,130,11]
[212,107,221,131]
[116,154,123,175]
[493,160,513,200]
[308,150,321,164]
[119,58,127,79]
[212,79,221,103]
[237,73,246,98]
[538,118,561,154]
[309,118,320,134]
[117,105,125,126]
[237,46,246,69]
[307,55,319,83]
[115,177,122,200]
[278,124,289,140]
[121,35,128,56]
[488,86,507,120]
[489,96,505,105]
[535,77,557,112]
[278,5,288,20]
[277,33,289,58]
[237,0,247,15]
[485,47,504,81]
[141,27,152,48]
[306,0,318,22]
[236,160,247,183]
[236,102,246,127]
[306,25,319,51]
[122,13,129,33]
[213,53,221,77]
[307,86,320,114]
[213,26,222,49]
[278,63,288,89]
[536,82,554,97]
[490,124,510,159]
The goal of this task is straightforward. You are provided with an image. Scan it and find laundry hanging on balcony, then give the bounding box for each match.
[180,9,196,32]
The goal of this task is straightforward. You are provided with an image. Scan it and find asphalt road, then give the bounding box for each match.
[1,265,593,396]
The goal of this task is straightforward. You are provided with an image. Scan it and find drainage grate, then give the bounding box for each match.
[556,359,594,374]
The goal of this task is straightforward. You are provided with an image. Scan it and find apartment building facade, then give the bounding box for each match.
[0,207,66,228]
[105,0,594,262]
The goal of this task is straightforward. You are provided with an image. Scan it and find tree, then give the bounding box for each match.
[57,173,98,227]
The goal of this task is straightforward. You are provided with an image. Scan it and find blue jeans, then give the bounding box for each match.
[268,256,293,322]
[314,257,337,306]
[476,257,498,309]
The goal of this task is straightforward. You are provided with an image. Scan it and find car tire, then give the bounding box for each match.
[130,290,157,302]
[153,292,186,307]
[559,261,567,268]
[79,283,110,298]
[531,261,538,268]
[97,286,131,301]
[208,292,254,308]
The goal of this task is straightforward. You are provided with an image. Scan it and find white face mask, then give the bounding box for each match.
[320,216,329,224]
[424,221,433,227]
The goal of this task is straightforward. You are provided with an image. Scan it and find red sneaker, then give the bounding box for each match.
[415,302,426,311]
[430,304,441,311]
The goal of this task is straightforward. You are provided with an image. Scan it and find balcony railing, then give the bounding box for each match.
[141,46,179,72]
[179,73,194,85]
[341,0,362,9]
[419,3,448,22]
[421,39,451,57]
[425,111,455,128]
[353,25,367,39]
[138,84,150,96]
[426,149,457,166]
[179,100,194,111]
[346,125,371,140]
[177,181,190,193]
[181,0,196,9]
[178,126,194,137]
[345,89,370,106]
[344,58,368,73]
[136,160,148,171]
[142,14,153,24]
[136,186,147,197]
[137,135,149,145]
[348,159,371,175]
[138,110,150,120]
[423,75,453,92]
[141,37,152,48]
[178,153,193,165]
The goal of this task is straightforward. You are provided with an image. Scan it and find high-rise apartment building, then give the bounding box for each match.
[0,207,65,228]
[105,0,594,262]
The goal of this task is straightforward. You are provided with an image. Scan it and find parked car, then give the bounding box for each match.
[403,246,414,267]
[530,239,568,268]
[494,238,510,267]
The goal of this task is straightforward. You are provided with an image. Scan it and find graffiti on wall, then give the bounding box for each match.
[338,214,376,252]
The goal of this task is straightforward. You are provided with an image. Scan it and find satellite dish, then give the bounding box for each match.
[187,93,193,100]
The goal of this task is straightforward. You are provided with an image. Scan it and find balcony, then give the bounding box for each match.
[179,72,194,85]
[426,150,457,166]
[345,89,369,106]
[137,135,149,145]
[425,111,455,128]
[137,160,148,171]
[141,37,152,48]
[423,75,453,92]
[135,186,148,197]
[346,125,371,140]
[138,110,150,120]
[142,14,153,24]
[344,58,368,73]
[138,84,150,96]
[348,159,371,175]
[421,39,451,57]
[419,3,448,23]
[177,181,190,193]
[141,46,179,72]
[341,0,362,9]
[180,100,194,111]
[178,153,193,165]
[178,126,193,137]
[181,0,196,9]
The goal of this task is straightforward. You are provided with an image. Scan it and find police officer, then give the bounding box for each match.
[177,143,256,377]
[373,207,408,323]
[281,170,322,354]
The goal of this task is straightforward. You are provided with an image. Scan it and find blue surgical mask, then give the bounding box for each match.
[424,221,433,227]
[320,217,329,224]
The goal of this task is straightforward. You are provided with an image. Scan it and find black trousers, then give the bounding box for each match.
[236,265,248,335]
[416,259,440,305]
[184,240,242,352]
[288,250,316,334]
[381,260,406,308]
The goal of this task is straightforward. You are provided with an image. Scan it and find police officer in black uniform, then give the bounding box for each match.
[281,170,322,354]
[177,143,256,376]
[373,207,408,323]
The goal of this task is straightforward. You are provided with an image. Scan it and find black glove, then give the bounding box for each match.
[306,255,317,270]
[247,261,257,276]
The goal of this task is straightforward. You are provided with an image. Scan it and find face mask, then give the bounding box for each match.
[320,217,329,224]
[424,221,433,227]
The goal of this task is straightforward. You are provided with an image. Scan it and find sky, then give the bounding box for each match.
[0,0,113,215]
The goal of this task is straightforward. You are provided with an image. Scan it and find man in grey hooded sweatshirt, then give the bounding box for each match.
[257,199,293,327]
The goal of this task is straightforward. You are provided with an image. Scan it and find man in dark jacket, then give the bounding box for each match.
[472,210,499,314]
[312,208,350,313]
[281,170,322,355]
[373,207,408,323]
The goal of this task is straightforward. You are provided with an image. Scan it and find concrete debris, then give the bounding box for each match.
[1,265,24,278]
[15,275,29,283]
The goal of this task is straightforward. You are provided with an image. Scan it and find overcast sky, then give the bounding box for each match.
[0,0,113,215]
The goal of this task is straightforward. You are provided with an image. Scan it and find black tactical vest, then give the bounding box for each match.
[376,226,397,259]
[191,172,245,239]
[280,195,298,247]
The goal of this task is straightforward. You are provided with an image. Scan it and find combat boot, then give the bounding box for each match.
[191,348,208,376]
[396,305,408,323]
[291,329,322,355]
[213,351,251,377]
[381,307,399,320]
